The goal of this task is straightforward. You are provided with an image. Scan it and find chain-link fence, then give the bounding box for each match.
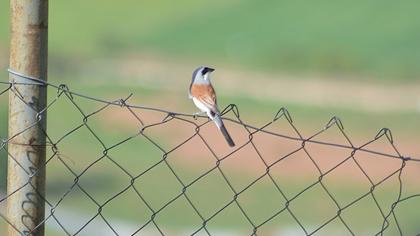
[1,70,420,236]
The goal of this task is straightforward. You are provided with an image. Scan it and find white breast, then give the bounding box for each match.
[192,97,210,113]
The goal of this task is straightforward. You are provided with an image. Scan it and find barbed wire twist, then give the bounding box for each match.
[1,69,419,236]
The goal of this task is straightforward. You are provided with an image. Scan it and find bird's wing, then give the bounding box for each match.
[190,84,218,113]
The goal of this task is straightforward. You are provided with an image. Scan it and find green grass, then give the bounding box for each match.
[1,0,420,79]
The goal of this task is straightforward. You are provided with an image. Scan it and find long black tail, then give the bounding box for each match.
[219,124,235,147]
[213,115,235,147]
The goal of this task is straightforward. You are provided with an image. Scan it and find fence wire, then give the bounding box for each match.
[1,69,420,236]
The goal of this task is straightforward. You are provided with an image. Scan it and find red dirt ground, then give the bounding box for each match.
[98,107,420,186]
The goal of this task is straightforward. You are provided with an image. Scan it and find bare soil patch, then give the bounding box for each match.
[99,107,420,184]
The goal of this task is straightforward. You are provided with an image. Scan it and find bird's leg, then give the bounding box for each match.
[193,111,206,116]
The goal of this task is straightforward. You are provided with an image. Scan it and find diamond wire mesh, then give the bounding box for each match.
[0,71,420,236]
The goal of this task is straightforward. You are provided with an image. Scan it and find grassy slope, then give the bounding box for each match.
[139,0,420,79]
[1,1,420,79]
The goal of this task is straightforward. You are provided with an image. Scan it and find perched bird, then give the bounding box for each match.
[189,66,235,147]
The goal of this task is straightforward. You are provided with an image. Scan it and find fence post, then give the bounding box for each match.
[7,0,48,235]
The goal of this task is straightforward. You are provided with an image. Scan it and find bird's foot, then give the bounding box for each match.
[193,111,206,119]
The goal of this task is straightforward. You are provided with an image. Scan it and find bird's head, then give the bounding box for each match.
[191,66,215,84]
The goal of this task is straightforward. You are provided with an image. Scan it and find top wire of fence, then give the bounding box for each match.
[1,69,420,236]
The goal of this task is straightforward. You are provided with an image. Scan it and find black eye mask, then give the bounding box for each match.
[202,67,215,75]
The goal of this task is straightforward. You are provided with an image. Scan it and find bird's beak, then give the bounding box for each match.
[207,67,215,73]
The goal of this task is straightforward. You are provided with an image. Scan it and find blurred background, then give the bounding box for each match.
[0,0,420,235]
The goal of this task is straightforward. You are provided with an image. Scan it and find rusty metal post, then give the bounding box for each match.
[7,0,48,235]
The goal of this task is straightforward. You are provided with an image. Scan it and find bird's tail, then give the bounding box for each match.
[213,115,235,147]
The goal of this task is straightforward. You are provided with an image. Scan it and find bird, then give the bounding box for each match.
[189,66,235,147]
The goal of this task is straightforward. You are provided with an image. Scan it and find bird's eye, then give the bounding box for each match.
[201,68,208,75]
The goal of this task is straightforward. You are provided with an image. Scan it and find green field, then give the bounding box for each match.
[1,0,420,80]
